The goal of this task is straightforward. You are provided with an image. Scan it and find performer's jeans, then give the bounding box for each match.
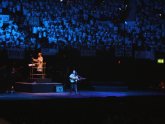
[70,83,78,94]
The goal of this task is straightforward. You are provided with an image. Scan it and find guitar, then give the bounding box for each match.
[69,76,86,83]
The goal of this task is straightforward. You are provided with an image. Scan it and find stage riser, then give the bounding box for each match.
[29,78,52,83]
[15,82,63,93]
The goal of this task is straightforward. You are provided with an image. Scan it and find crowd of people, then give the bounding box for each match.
[0,0,164,52]
[124,0,165,51]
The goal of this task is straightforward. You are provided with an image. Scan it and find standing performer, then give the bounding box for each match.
[69,70,79,94]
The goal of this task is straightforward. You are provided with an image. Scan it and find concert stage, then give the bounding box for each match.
[0,88,165,124]
[0,89,165,100]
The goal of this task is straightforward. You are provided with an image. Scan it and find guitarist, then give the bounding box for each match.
[69,70,80,94]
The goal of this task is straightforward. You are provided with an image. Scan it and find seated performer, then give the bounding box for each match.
[32,52,43,72]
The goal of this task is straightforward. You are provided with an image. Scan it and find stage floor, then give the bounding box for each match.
[0,90,165,100]
[1,89,165,124]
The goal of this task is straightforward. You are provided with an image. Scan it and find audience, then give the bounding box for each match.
[0,0,164,52]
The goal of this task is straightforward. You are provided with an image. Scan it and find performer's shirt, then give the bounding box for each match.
[69,74,79,83]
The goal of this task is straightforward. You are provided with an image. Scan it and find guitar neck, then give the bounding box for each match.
[79,77,86,80]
